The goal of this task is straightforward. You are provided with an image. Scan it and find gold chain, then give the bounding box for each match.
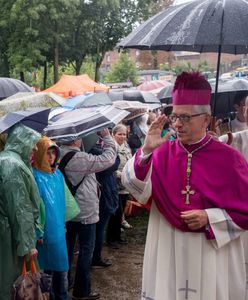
[179,136,212,204]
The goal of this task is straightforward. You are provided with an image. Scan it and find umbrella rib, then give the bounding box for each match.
[192,0,221,52]
[140,4,188,48]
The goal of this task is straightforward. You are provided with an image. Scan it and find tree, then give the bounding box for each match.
[0,0,15,77]
[38,0,80,83]
[173,61,193,74]
[197,60,211,73]
[6,0,48,81]
[105,52,139,85]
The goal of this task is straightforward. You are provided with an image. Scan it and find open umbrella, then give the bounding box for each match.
[0,107,51,134]
[0,92,65,116]
[0,78,33,100]
[137,80,171,92]
[43,105,130,141]
[63,92,112,109]
[118,0,248,117]
[112,100,151,121]
[109,90,161,111]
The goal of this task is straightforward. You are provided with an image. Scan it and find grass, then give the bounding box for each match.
[124,208,149,245]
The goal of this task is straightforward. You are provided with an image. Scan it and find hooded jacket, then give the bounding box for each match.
[0,123,41,300]
[33,136,69,271]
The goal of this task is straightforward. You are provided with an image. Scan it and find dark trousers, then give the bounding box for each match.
[66,221,96,297]
[92,209,112,263]
[106,194,128,243]
[44,270,68,300]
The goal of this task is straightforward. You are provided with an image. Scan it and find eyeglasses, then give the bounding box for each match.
[169,113,206,123]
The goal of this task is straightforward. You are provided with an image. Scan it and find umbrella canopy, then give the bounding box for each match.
[159,78,248,118]
[63,92,112,109]
[137,80,171,92]
[210,78,248,118]
[43,105,130,141]
[0,92,65,116]
[0,107,51,134]
[0,78,33,100]
[118,0,248,54]
[112,100,150,121]
[118,0,248,118]
[109,90,161,107]
[157,85,174,102]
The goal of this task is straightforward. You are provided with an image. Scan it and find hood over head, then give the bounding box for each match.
[4,123,41,166]
[33,136,60,173]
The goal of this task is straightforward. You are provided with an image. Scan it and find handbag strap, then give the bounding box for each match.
[22,258,37,277]
[59,150,85,196]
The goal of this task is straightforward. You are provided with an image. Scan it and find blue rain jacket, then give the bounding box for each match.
[33,168,69,271]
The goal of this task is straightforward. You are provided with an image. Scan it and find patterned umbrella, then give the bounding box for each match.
[43,105,130,141]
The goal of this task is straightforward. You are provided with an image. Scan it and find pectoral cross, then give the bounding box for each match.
[181,185,195,204]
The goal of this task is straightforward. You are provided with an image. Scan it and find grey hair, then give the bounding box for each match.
[192,105,211,115]
[112,124,127,135]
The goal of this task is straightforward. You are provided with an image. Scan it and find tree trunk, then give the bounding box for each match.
[2,53,10,77]
[20,71,25,82]
[43,61,47,90]
[94,53,105,82]
[75,57,83,75]
[53,26,59,83]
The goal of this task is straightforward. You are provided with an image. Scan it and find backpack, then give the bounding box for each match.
[59,151,85,196]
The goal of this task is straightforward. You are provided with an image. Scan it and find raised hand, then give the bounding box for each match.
[99,128,110,137]
[24,248,38,260]
[142,115,172,155]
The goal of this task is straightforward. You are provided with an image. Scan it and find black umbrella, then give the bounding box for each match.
[118,0,248,117]
[0,107,51,134]
[0,78,33,100]
[109,90,160,104]
[159,78,248,118]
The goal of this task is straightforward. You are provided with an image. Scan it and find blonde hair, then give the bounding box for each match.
[112,124,127,136]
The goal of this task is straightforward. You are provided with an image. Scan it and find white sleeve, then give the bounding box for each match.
[218,134,228,143]
[205,208,244,249]
[138,149,152,165]
[121,155,152,204]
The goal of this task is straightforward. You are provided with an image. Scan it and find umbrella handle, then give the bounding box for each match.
[226,132,233,145]
[210,116,217,132]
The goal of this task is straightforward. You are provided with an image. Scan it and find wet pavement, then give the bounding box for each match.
[91,244,145,299]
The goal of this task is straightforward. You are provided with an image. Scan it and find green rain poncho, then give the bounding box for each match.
[0,123,41,300]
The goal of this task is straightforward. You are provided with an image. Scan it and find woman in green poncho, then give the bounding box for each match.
[0,123,41,300]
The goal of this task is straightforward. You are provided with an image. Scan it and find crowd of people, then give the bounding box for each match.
[0,104,155,300]
[1,71,248,300]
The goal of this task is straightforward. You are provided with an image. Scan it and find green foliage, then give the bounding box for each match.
[197,60,211,72]
[104,52,139,85]
[159,62,171,71]
[0,0,164,84]
[173,61,193,75]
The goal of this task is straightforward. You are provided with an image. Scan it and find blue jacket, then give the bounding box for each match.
[33,169,69,271]
[91,143,120,214]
